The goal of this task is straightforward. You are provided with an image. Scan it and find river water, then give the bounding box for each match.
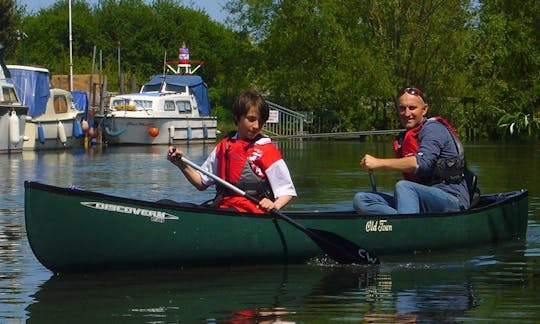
[1,140,539,322]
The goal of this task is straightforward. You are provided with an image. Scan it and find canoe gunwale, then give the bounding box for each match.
[24,180,528,220]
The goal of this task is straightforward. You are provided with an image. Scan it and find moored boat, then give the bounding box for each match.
[96,59,217,145]
[8,65,85,150]
[24,181,528,273]
[0,46,28,154]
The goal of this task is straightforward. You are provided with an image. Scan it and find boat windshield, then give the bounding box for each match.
[134,100,153,109]
[164,84,188,94]
[111,99,153,110]
[111,99,129,108]
[141,84,160,92]
[1,86,20,104]
[53,95,69,113]
[140,83,188,94]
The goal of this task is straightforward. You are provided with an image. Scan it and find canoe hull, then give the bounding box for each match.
[24,181,528,272]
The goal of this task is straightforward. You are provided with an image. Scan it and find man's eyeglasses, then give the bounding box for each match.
[398,87,425,102]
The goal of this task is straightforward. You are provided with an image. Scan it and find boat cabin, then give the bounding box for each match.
[109,92,196,115]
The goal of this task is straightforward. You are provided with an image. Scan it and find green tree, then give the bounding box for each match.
[12,0,98,72]
[9,0,258,121]
[468,0,540,139]
[7,0,538,139]
[226,0,475,132]
[0,0,25,56]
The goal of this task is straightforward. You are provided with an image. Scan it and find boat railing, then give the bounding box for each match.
[264,101,310,137]
[165,60,204,75]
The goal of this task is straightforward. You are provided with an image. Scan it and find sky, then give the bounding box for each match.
[18,0,227,23]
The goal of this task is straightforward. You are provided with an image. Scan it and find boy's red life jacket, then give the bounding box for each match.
[213,134,279,213]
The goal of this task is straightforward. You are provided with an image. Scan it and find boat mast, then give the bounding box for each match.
[68,0,73,91]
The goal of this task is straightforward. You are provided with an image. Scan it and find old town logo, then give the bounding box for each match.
[365,220,393,232]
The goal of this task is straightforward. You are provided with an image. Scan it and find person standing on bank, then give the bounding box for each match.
[353,86,471,215]
[167,90,297,213]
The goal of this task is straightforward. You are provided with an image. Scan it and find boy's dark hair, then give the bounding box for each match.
[232,90,269,124]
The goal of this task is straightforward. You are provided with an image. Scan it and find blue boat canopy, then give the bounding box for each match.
[72,90,89,118]
[8,65,50,117]
[142,75,211,116]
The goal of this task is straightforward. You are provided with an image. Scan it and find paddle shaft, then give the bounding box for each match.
[178,156,379,265]
[180,157,248,197]
[369,171,377,192]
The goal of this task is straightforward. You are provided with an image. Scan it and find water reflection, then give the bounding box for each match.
[23,262,489,323]
[25,238,528,322]
[2,141,540,322]
[26,265,307,322]
[303,267,476,323]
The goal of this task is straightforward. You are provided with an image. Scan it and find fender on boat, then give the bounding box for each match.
[168,126,175,142]
[187,125,192,140]
[73,119,83,138]
[81,119,89,133]
[203,124,208,139]
[9,110,20,146]
[105,126,125,137]
[101,115,125,137]
[37,123,45,144]
[58,121,67,144]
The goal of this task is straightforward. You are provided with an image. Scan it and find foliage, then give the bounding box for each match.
[466,0,540,139]
[16,0,99,73]
[7,0,256,113]
[227,0,480,132]
[497,108,540,139]
[0,0,24,55]
[2,0,539,140]
[225,0,539,139]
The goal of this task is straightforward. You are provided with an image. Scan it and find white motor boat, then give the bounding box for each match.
[8,65,85,150]
[98,60,217,145]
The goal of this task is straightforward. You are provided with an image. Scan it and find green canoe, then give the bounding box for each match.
[24,181,528,273]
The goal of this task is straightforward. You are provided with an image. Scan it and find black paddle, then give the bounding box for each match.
[178,155,379,265]
[369,170,377,192]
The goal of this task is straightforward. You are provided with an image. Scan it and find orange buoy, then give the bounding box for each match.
[148,126,159,137]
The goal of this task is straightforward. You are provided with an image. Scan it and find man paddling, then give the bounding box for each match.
[353,86,471,214]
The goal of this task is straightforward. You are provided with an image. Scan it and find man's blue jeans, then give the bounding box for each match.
[353,180,461,215]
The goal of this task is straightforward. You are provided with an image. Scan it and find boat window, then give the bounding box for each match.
[134,100,152,109]
[1,86,19,104]
[111,99,129,108]
[165,84,188,94]
[164,100,176,111]
[54,95,68,113]
[176,101,191,113]
[141,84,161,92]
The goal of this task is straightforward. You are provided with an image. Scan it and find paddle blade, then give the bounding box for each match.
[307,228,379,265]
